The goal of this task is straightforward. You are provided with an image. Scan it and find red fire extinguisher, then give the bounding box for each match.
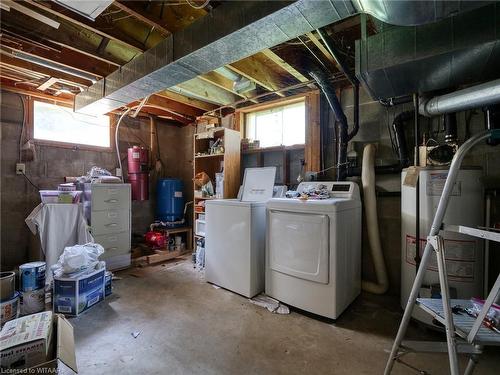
[128,146,149,201]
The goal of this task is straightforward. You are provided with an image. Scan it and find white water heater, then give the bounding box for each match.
[401,167,484,325]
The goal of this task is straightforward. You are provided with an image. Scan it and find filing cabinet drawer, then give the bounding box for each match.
[91,184,130,211]
[91,209,129,235]
[93,231,130,254]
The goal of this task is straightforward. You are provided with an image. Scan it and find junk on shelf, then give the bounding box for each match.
[194,237,205,270]
[241,138,260,151]
[194,172,214,198]
[51,243,107,316]
[195,131,225,156]
[0,311,77,373]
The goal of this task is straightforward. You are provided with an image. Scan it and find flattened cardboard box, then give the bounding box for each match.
[1,314,77,373]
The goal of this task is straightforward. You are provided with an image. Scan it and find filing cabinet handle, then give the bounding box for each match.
[106,247,118,251]
[105,223,118,227]
[105,199,118,203]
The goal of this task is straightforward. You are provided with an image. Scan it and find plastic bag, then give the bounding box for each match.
[470,297,500,326]
[51,243,104,277]
[194,172,214,197]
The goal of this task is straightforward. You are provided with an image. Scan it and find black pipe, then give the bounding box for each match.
[349,83,360,141]
[309,70,349,181]
[379,95,413,107]
[346,164,402,177]
[444,113,458,144]
[392,111,413,168]
[485,104,500,146]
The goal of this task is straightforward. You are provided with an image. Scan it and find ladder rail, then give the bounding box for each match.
[384,129,499,375]
[467,274,500,343]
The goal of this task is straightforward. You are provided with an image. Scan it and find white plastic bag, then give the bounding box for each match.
[51,243,104,277]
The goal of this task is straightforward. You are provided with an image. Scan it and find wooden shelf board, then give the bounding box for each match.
[195,153,225,159]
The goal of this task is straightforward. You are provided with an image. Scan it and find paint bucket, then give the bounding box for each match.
[19,261,46,292]
[20,288,45,315]
[105,271,112,297]
[1,292,19,326]
[0,272,15,301]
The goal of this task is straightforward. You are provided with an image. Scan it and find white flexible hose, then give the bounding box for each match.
[361,143,389,294]
[115,108,131,182]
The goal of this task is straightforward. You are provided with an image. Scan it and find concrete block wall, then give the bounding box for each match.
[0,91,193,271]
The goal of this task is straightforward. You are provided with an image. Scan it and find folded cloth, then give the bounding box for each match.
[25,203,93,284]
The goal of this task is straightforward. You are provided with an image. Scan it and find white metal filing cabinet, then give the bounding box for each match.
[90,184,131,270]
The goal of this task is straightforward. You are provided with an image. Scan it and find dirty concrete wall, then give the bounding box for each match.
[334,86,500,297]
[0,91,193,271]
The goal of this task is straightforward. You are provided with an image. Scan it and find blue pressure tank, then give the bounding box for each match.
[156,179,184,222]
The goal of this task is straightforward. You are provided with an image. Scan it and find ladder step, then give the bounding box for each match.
[443,225,500,243]
[400,341,482,354]
[416,298,500,346]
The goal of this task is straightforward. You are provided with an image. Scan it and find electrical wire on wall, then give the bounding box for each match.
[16,94,40,190]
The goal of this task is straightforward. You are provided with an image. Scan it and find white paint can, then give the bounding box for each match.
[20,288,45,315]
[1,292,19,326]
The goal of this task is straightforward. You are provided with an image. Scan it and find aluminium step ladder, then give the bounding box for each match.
[384,129,500,375]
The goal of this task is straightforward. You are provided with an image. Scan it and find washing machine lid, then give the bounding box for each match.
[205,199,266,208]
[267,197,360,213]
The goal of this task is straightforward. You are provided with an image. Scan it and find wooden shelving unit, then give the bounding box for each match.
[193,127,241,244]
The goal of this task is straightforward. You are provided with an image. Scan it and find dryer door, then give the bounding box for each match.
[268,210,329,284]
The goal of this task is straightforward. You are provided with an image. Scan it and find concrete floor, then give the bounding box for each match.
[69,258,499,375]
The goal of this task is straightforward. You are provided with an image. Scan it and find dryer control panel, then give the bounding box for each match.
[296,181,360,200]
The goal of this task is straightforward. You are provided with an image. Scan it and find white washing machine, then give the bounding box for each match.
[205,167,276,298]
[266,181,362,319]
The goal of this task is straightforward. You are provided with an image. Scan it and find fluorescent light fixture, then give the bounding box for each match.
[12,51,97,84]
[4,1,60,28]
[54,0,113,20]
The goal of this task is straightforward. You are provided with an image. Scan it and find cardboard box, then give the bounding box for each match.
[53,268,105,316]
[1,311,53,369]
[1,313,77,373]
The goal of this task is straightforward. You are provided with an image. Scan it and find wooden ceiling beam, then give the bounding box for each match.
[0,52,91,87]
[157,91,217,112]
[228,52,302,97]
[176,77,240,106]
[143,95,204,118]
[305,32,338,68]
[112,1,170,36]
[37,77,59,91]
[1,16,124,66]
[0,36,115,78]
[198,71,249,99]
[21,0,145,53]
[261,49,309,83]
[1,77,74,104]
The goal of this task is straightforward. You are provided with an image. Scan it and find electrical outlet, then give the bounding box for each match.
[16,163,25,175]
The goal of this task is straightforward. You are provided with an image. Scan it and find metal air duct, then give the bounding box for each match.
[356,3,500,101]
[75,0,356,115]
[420,79,500,116]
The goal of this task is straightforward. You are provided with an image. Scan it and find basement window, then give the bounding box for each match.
[33,101,110,148]
[245,100,305,148]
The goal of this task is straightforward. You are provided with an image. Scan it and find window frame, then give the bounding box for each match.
[28,97,113,151]
[235,91,321,172]
[244,98,306,149]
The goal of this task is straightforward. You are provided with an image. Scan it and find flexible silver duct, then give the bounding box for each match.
[420,79,500,117]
